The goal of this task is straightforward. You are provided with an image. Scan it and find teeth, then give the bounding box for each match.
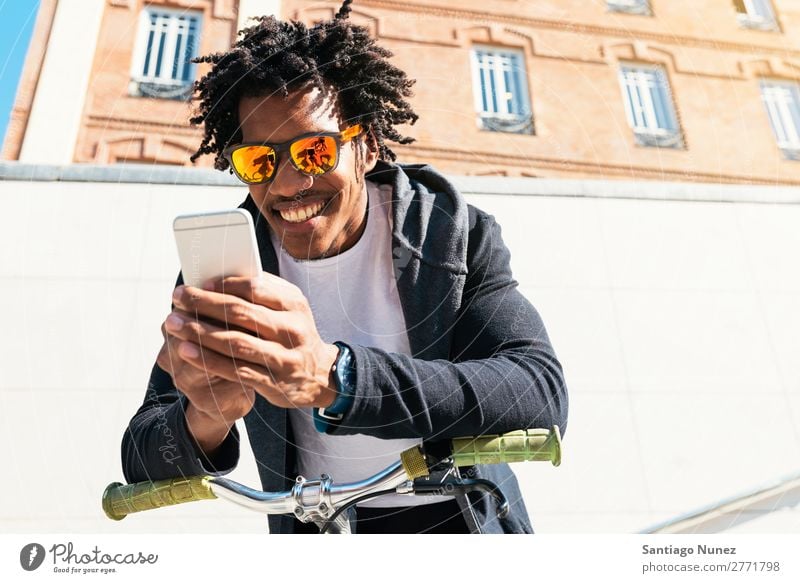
[279,201,324,223]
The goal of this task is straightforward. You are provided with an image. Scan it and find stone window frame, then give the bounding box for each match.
[603,42,687,150]
[739,58,800,160]
[734,0,780,32]
[454,26,539,137]
[469,45,534,135]
[758,78,800,160]
[128,4,204,100]
[617,62,683,148]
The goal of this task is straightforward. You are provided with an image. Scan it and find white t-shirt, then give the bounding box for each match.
[270,180,448,507]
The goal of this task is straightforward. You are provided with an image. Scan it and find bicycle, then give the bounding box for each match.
[103,426,562,534]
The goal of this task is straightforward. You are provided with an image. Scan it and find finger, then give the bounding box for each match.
[171,307,251,334]
[159,331,224,387]
[176,340,289,405]
[170,360,251,421]
[156,342,173,374]
[172,286,298,342]
[203,274,306,312]
[157,334,188,377]
[164,311,290,370]
[183,383,255,426]
[159,318,187,374]
[158,333,198,379]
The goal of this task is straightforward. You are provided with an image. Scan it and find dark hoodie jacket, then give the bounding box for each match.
[122,160,569,533]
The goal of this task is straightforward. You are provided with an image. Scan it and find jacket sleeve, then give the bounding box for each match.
[332,209,568,440]
[121,275,241,484]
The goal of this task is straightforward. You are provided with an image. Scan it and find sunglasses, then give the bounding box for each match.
[223,124,363,185]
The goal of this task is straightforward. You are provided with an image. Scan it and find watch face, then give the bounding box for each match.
[318,408,345,421]
[313,345,354,432]
[324,343,355,417]
[334,344,355,389]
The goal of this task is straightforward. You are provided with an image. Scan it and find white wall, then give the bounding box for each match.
[0,174,798,533]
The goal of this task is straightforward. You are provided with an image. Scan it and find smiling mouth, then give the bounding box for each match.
[276,200,325,223]
[271,195,338,225]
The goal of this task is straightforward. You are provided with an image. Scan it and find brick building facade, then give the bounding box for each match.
[4,0,800,184]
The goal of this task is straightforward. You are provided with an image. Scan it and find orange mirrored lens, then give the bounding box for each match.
[231,146,276,183]
[290,136,337,175]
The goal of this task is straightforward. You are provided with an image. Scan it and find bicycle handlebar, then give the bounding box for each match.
[103,476,218,522]
[453,427,561,467]
[103,426,561,523]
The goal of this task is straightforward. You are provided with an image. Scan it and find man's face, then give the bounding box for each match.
[237,88,378,260]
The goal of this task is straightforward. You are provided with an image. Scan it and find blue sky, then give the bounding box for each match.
[0,1,40,147]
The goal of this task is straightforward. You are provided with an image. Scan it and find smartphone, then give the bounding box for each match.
[173,209,263,288]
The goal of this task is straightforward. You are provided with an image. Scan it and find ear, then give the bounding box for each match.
[362,126,379,172]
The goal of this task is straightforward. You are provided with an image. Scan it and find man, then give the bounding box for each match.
[122,0,568,534]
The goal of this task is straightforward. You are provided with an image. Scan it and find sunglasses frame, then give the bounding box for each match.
[222,124,363,185]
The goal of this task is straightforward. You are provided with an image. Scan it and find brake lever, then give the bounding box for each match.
[410,477,510,519]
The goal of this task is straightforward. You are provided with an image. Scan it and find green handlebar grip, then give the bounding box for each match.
[451,426,562,467]
[102,476,216,521]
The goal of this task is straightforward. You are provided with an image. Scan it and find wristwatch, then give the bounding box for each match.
[313,341,356,433]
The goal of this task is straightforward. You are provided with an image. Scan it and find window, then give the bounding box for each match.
[130,8,202,99]
[470,47,533,134]
[760,80,800,160]
[607,0,652,16]
[618,65,683,148]
[734,0,778,31]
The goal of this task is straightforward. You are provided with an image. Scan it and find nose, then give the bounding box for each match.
[268,155,314,198]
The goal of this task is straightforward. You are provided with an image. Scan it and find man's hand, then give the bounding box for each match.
[161,273,340,421]
[156,320,256,456]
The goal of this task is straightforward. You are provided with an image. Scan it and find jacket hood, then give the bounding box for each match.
[367,161,469,276]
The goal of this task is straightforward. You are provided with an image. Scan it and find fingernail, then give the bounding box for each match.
[179,342,200,358]
[165,313,184,331]
[172,286,184,302]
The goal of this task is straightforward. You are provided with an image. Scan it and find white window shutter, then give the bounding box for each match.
[760,80,800,160]
[607,0,652,16]
[618,65,682,148]
[470,46,533,134]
